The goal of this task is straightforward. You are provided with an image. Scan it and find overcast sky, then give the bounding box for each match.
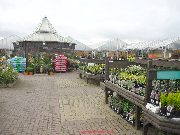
[0,0,180,46]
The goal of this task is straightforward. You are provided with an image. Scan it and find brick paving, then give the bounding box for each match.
[0,72,143,135]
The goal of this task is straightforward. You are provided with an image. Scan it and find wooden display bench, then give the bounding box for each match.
[104,58,147,130]
[105,81,145,129]
[143,107,180,135]
[100,82,105,91]
[135,58,180,70]
[142,61,180,135]
[78,58,105,84]
[78,70,105,84]
[78,69,84,79]
[105,81,145,108]
[104,58,180,133]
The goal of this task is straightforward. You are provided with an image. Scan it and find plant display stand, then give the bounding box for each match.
[9,57,26,72]
[143,107,180,135]
[142,62,180,135]
[78,58,105,84]
[104,58,180,134]
[54,54,67,72]
[104,58,146,129]
[100,82,105,91]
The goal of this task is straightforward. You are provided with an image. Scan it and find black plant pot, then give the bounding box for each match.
[166,110,174,118]
[160,107,167,116]
[174,110,180,118]
[116,108,120,114]
[122,112,127,118]
[119,109,123,115]
[140,121,143,127]
[109,102,112,108]
[126,114,130,120]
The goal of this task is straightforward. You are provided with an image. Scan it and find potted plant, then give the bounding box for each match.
[26,66,34,75]
[166,92,175,118]
[174,92,180,117]
[48,67,54,75]
[160,93,167,116]
[23,69,28,75]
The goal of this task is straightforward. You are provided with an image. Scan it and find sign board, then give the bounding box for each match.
[157,71,180,80]
[88,63,95,66]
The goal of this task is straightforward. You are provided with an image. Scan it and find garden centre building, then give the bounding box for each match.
[13,17,76,57]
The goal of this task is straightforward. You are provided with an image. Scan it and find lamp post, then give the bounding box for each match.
[24,41,28,68]
[116,38,119,60]
[126,50,129,60]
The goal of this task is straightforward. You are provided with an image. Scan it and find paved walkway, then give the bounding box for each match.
[0,72,142,135]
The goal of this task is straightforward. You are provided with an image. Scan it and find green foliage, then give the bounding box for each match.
[68,58,79,69]
[0,65,18,84]
[161,92,180,111]
[48,67,54,72]
[127,56,135,62]
[166,92,175,106]
[86,64,105,74]
[110,96,135,113]
[109,65,146,96]
[160,93,167,109]
[29,54,53,73]
[26,66,34,72]
[125,65,146,76]
[175,92,180,110]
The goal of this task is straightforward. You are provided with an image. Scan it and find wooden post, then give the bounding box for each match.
[79,73,82,79]
[86,58,88,66]
[143,122,151,135]
[105,87,109,104]
[145,60,153,104]
[24,41,28,68]
[135,105,141,130]
[86,77,89,84]
[105,57,109,80]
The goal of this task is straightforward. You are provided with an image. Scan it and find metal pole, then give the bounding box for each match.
[25,41,28,68]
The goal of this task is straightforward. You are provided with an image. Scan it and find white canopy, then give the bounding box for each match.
[17,17,72,43]
[0,35,20,50]
[125,37,180,50]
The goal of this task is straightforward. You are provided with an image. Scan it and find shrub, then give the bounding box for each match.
[0,65,18,84]
[26,66,34,72]
[160,93,167,109]
[174,92,180,111]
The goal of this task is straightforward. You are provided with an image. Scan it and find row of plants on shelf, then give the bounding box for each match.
[78,65,86,71]
[78,64,105,75]
[148,79,180,118]
[159,92,180,118]
[86,64,105,75]
[150,80,180,107]
[108,95,143,126]
[0,65,18,85]
[67,58,79,71]
[26,54,54,75]
[109,65,146,97]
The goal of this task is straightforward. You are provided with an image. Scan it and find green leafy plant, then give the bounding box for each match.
[174,92,180,111]
[160,93,167,109]
[0,65,18,84]
[86,64,105,74]
[26,66,34,72]
[48,67,54,72]
[166,92,175,106]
